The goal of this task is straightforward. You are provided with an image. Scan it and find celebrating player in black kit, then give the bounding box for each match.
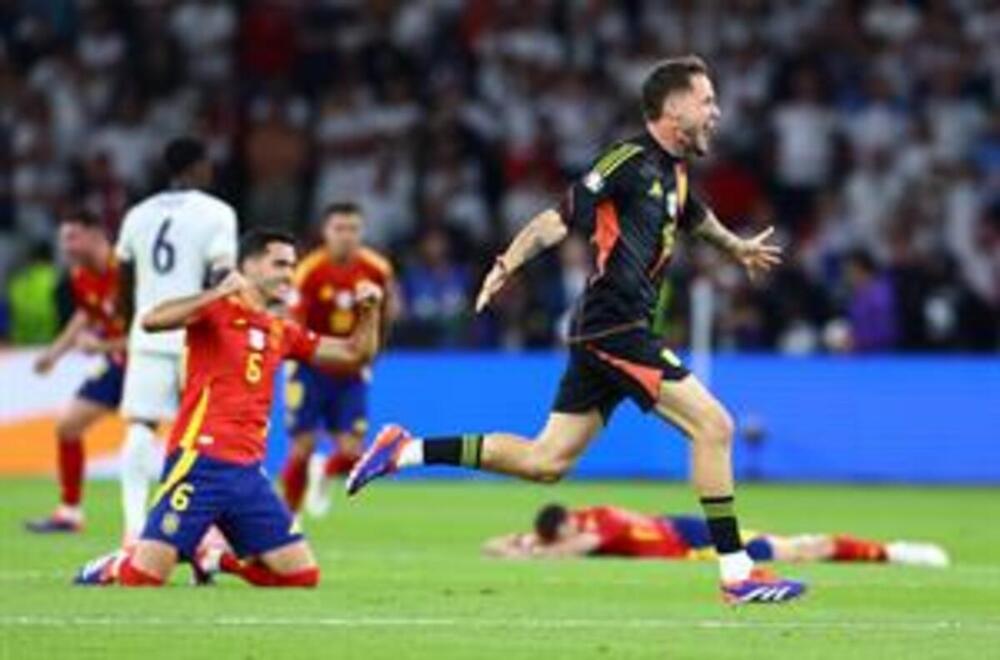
[348,56,804,604]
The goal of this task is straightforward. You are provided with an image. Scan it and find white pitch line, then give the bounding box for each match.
[1,616,999,634]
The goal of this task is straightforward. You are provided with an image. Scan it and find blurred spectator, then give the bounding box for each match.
[243,99,308,231]
[0,0,995,352]
[843,250,898,353]
[5,242,59,345]
[397,228,470,348]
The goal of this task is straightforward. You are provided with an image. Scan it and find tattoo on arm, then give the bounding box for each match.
[502,209,567,272]
[693,210,743,256]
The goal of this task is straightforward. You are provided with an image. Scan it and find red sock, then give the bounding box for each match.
[118,558,165,587]
[832,535,888,562]
[281,454,309,513]
[220,552,319,588]
[324,451,359,477]
[57,438,84,507]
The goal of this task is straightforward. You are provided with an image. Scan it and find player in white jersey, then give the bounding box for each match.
[114,137,238,544]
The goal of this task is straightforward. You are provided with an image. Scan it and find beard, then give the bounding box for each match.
[681,122,711,158]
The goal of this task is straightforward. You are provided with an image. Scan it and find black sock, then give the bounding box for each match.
[700,495,744,555]
[423,434,483,468]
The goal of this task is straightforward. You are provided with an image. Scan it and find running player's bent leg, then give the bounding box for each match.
[398,410,604,482]
[654,375,753,583]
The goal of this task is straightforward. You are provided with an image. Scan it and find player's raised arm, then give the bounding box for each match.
[311,281,384,366]
[475,208,567,312]
[141,271,249,332]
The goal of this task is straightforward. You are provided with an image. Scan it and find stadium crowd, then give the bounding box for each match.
[0,0,997,351]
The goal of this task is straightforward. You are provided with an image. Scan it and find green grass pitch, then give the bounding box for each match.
[1,479,998,659]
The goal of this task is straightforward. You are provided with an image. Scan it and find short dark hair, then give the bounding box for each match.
[534,503,569,544]
[60,208,102,229]
[238,228,297,265]
[163,137,207,178]
[640,55,710,120]
[322,201,362,219]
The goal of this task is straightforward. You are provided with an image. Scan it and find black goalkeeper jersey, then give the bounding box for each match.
[560,133,707,341]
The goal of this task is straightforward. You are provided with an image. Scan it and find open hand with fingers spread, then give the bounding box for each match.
[733,226,783,281]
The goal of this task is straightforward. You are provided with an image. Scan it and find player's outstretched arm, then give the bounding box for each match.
[482,534,537,558]
[33,310,89,375]
[528,532,602,559]
[312,281,384,366]
[475,208,567,312]
[141,271,248,332]
[75,333,128,356]
[692,209,782,281]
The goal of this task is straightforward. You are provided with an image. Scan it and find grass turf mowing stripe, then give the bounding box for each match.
[2,616,999,633]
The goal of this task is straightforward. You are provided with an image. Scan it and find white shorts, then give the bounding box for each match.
[120,351,183,422]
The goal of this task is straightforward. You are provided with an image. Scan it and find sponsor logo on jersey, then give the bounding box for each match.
[583,170,605,193]
[248,328,266,350]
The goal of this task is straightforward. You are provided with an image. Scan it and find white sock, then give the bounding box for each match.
[718,550,754,583]
[121,423,158,540]
[396,439,424,467]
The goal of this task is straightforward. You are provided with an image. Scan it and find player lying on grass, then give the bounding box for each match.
[26,211,128,534]
[74,229,382,587]
[483,503,950,568]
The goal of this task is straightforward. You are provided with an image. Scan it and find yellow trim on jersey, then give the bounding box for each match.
[293,249,328,288]
[150,385,211,505]
[358,247,394,279]
[151,448,198,506]
[178,385,211,450]
[594,143,643,178]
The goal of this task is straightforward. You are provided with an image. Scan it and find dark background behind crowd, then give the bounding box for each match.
[0,0,997,352]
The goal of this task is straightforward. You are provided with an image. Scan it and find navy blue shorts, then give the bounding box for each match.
[76,358,124,409]
[286,363,368,437]
[142,451,303,560]
[665,515,775,561]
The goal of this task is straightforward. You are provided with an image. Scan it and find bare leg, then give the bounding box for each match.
[479,411,605,482]
[653,375,736,498]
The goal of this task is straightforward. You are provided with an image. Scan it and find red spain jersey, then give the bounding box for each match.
[70,256,127,362]
[572,506,689,558]
[293,247,392,376]
[169,296,320,465]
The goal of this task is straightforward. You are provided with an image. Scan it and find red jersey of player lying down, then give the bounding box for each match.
[292,247,391,376]
[70,256,127,362]
[168,296,320,465]
[571,506,689,558]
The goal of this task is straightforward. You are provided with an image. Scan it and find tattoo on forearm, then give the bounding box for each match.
[695,215,742,255]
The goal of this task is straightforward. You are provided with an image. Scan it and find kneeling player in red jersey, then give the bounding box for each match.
[74,229,382,588]
[484,503,950,570]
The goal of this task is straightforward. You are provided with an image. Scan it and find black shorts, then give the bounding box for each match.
[552,327,690,422]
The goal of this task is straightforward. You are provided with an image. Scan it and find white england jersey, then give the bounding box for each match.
[115,189,237,354]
